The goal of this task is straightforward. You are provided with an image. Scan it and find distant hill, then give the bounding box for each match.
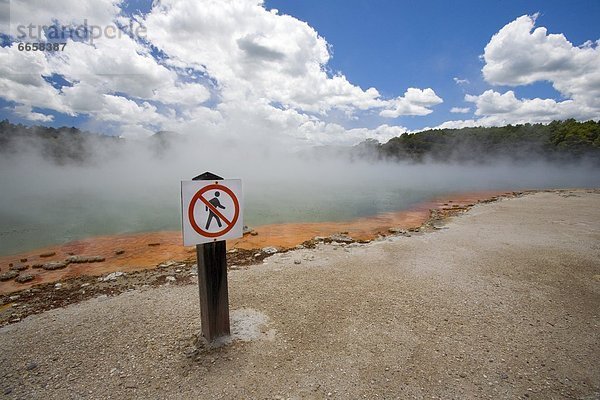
[1,119,599,165]
[371,119,600,164]
[0,120,122,165]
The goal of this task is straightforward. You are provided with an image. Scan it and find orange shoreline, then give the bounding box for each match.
[0,190,515,294]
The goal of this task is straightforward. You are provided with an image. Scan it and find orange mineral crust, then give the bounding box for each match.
[0,190,513,294]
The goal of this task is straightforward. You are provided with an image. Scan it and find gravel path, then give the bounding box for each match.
[1,190,599,399]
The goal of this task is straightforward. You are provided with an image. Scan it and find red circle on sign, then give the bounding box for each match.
[188,184,240,238]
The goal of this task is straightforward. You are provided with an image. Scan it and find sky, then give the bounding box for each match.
[0,0,599,146]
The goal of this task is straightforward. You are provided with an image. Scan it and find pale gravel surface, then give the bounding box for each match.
[1,190,599,399]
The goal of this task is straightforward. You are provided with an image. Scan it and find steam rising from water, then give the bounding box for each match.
[0,134,598,255]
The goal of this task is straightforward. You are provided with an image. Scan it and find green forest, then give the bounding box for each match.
[366,119,600,163]
[1,119,599,164]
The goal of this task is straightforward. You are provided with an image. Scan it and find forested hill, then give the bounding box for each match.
[1,119,599,165]
[0,119,122,164]
[356,119,600,163]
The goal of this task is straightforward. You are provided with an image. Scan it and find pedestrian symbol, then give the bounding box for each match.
[205,191,226,229]
[181,179,243,246]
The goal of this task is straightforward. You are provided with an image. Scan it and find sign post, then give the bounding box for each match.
[181,171,243,342]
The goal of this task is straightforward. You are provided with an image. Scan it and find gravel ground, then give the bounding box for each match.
[1,190,599,399]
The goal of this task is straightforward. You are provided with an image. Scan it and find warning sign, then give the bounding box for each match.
[181,179,243,246]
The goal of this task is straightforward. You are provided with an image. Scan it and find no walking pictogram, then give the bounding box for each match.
[181,179,243,245]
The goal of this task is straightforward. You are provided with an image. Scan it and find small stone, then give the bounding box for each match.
[65,255,105,264]
[148,242,161,247]
[54,283,63,289]
[103,271,125,281]
[9,295,20,301]
[31,263,43,269]
[20,258,27,262]
[388,227,407,234]
[262,247,278,255]
[42,262,67,270]
[329,233,353,243]
[26,362,38,371]
[250,231,258,236]
[3,388,12,395]
[39,252,56,258]
[81,283,90,288]
[294,260,301,265]
[115,249,125,255]
[253,253,262,258]
[15,275,34,283]
[0,271,19,281]
[165,276,176,282]
[9,264,28,271]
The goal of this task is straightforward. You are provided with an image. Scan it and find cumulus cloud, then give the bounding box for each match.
[379,88,443,118]
[450,107,470,114]
[0,0,442,145]
[443,14,600,129]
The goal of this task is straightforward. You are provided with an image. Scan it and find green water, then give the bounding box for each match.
[1,160,598,256]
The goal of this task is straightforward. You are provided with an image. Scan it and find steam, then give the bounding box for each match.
[0,132,599,256]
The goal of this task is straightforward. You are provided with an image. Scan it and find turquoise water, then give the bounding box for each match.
[1,158,598,256]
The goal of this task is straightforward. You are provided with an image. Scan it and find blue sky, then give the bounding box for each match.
[0,0,599,144]
[265,0,600,130]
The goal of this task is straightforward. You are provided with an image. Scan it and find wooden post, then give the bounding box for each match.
[193,172,231,342]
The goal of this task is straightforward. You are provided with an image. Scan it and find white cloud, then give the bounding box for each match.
[0,0,441,146]
[379,88,443,118]
[482,14,600,112]
[453,77,469,85]
[450,107,470,114]
[13,104,54,122]
[444,14,600,129]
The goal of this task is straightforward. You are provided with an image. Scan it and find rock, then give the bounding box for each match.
[15,275,34,283]
[148,242,161,247]
[42,262,67,270]
[262,247,278,255]
[54,283,63,289]
[227,248,238,254]
[39,252,56,258]
[0,271,19,281]
[115,249,125,255]
[158,260,177,268]
[165,276,176,282]
[314,236,327,242]
[388,227,407,234]
[81,283,90,288]
[103,271,125,281]
[66,255,105,264]
[20,258,27,262]
[9,295,20,300]
[253,253,261,258]
[9,264,28,271]
[243,225,253,235]
[294,260,301,265]
[250,231,258,236]
[31,263,44,269]
[25,362,38,371]
[329,233,353,243]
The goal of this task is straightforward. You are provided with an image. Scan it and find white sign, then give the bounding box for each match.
[181,179,243,246]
